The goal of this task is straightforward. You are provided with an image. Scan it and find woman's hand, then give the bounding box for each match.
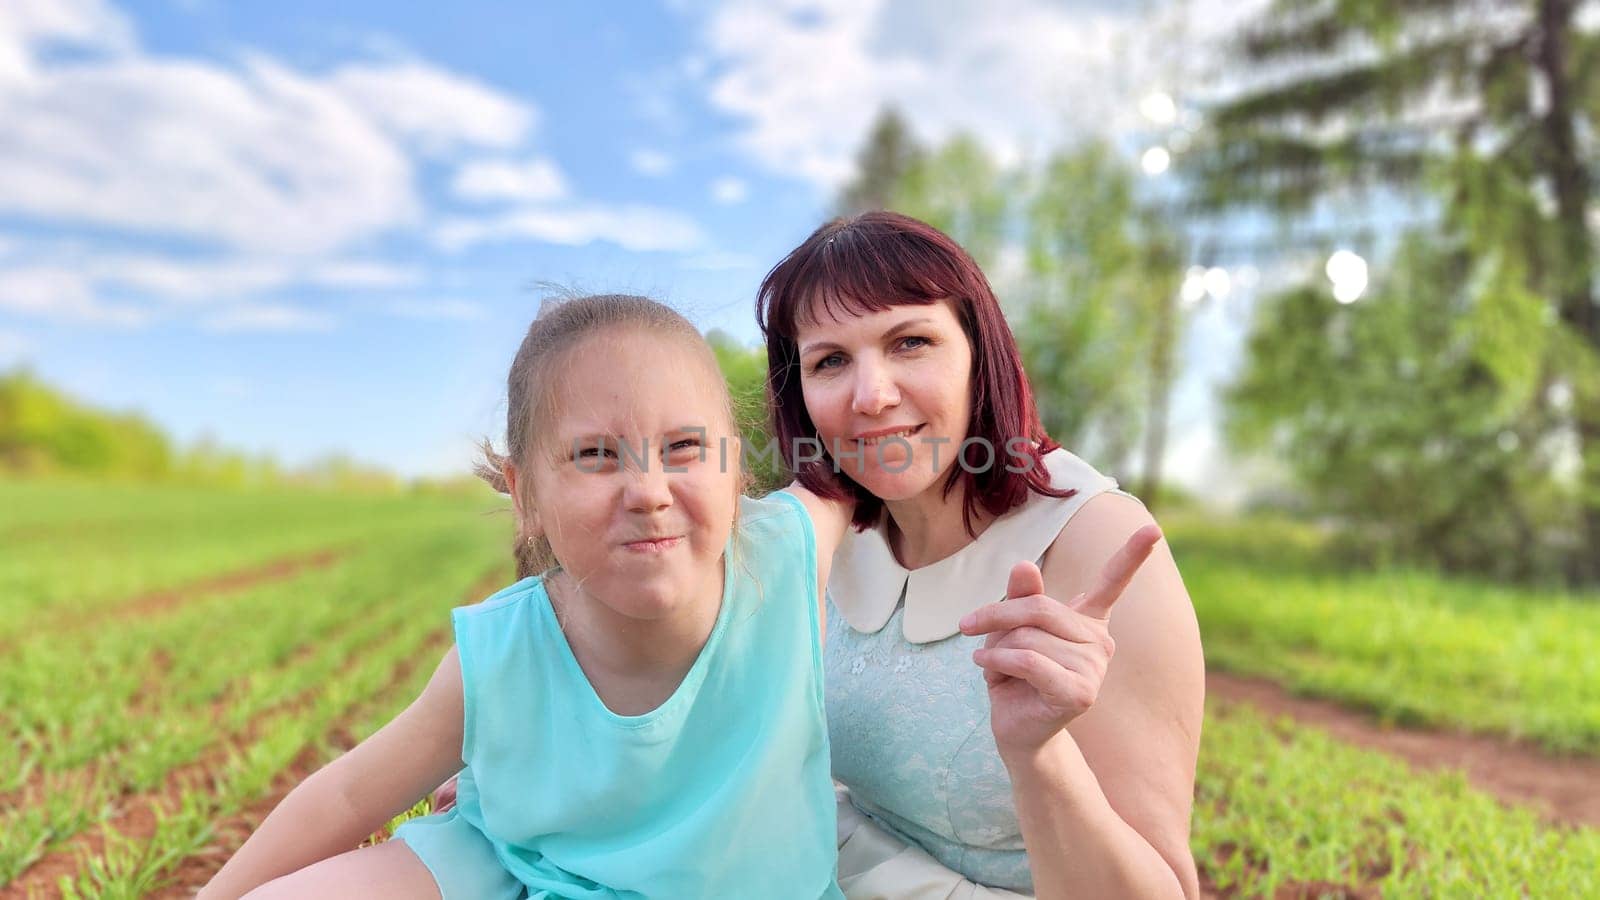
[958,524,1162,757]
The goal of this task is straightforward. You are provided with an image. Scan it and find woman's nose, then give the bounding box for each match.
[851,362,900,416]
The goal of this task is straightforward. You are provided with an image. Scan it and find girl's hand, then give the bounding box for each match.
[958,525,1162,757]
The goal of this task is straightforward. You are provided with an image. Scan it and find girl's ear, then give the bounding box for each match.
[503,461,542,537]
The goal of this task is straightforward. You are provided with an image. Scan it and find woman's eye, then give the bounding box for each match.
[897,335,931,352]
[812,353,845,372]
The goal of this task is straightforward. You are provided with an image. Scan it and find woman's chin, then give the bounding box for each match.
[840,465,944,504]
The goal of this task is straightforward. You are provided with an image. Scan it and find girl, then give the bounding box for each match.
[199,294,853,899]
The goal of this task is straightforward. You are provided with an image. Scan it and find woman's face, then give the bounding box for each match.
[796,297,974,502]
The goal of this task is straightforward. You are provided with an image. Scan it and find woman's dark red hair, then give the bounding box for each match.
[756,210,1072,534]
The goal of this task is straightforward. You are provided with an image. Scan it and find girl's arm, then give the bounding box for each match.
[198,646,468,900]
[780,483,854,644]
[1010,494,1204,900]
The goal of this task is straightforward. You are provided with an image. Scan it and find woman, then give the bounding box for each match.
[756,211,1204,899]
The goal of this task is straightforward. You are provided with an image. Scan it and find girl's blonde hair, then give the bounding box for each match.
[476,293,742,579]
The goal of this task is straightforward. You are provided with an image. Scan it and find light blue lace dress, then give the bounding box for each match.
[823,448,1129,895]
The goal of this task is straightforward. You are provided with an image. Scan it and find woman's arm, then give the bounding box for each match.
[958,492,1203,899]
[1017,493,1203,899]
[198,646,468,900]
[781,482,854,645]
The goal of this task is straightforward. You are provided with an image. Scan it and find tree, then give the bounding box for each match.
[1018,143,1184,490]
[837,107,924,217]
[890,134,1011,271]
[1193,0,1600,577]
[707,329,787,495]
[1229,230,1588,579]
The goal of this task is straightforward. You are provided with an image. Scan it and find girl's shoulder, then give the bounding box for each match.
[739,489,808,523]
[737,490,814,547]
[452,573,549,621]
[735,490,818,585]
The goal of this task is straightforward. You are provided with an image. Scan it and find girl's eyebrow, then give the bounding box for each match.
[799,317,935,356]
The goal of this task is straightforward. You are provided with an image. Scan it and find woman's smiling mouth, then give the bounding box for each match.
[852,424,925,446]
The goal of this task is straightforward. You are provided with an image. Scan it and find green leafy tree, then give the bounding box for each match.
[1230,231,1589,579]
[837,107,924,216]
[891,134,1011,271]
[1017,143,1184,486]
[0,369,173,477]
[707,330,787,495]
[1193,0,1600,577]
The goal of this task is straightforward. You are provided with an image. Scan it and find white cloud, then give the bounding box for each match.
[201,303,333,333]
[629,149,675,176]
[0,247,420,306]
[0,4,537,255]
[435,204,706,252]
[326,60,534,155]
[0,0,135,86]
[691,0,1268,186]
[453,157,568,202]
[306,260,421,289]
[710,176,748,204]
[0,266,148,326]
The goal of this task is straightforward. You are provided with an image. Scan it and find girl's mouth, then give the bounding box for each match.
[624,536,683,553]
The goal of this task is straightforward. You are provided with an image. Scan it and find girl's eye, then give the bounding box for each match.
[576,446,617,460]
[667,438,703,453]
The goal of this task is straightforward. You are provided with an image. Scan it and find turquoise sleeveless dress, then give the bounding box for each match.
[396,492,843,899]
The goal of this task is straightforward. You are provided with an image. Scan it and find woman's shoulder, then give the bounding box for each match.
[1044,490,1157,571]
[968,447,1132,555]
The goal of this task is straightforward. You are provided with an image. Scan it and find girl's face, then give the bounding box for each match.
[526,330,739,622]
[796,297,974,502]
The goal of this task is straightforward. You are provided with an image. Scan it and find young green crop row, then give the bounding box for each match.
[44,590,470,899]
[0,479,505,644]
[0,487,511,891]
[34,674,1599,897]
[1193,700,1600,896]
[1168,514,1600,755]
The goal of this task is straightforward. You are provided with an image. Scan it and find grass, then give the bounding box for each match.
[1167,512,1600,754]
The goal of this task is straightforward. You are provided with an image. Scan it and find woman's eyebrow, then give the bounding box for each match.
[883,318,934,338]
[800,317,936,357]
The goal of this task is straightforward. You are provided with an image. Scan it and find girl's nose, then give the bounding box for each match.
[622,449,673,513]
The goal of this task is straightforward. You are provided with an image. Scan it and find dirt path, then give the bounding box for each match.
[1205,670,1600,830]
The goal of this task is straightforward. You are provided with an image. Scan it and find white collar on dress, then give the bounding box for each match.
[826,447,1121,643]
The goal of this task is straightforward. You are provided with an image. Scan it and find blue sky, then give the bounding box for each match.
[0,0,1271,484]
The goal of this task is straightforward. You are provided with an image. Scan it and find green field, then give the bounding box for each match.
[1,481,1595,897]
[1168,514,1600,754]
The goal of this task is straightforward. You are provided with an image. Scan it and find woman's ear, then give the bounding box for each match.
[503,461,542,537]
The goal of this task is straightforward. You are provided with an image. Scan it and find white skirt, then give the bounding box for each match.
[835,789,1032,900]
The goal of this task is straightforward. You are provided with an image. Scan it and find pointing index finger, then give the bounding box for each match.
[1072,523,1162,620]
